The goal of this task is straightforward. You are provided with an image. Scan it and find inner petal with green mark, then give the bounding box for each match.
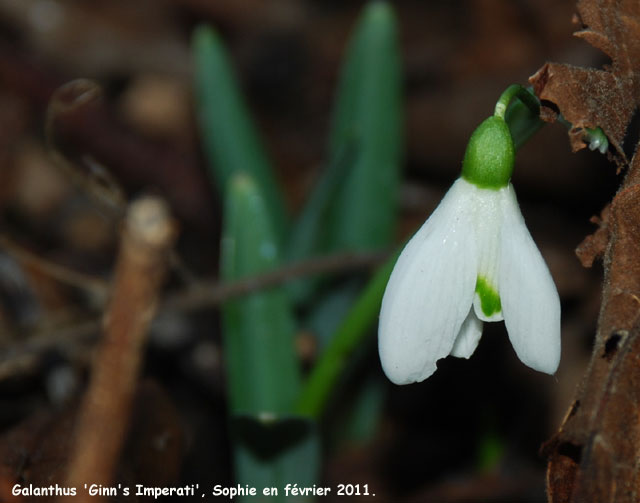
[474,276,502,321]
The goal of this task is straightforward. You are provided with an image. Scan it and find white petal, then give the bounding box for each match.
[450,307,483,358]
[498,184,561,374]
[378,179,478,384]
[469,186,504,322]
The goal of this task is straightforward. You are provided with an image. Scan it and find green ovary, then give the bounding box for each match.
[475,276,502,317]
[460,116,515,190]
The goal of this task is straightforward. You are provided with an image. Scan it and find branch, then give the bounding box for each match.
[0,234,109,298]
[0,251,387,380]
[61,197,176,502]
[162,250,387,312]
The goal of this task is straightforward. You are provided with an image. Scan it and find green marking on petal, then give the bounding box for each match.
[475,276,502,317]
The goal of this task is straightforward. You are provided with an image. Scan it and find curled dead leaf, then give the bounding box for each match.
[529,0,640,167]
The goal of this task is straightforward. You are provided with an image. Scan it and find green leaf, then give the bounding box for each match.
[221,174,318,500]
[286,143,355,262]
[220,173,299,415]
[284,2,402,306]
[284,143,355,303]
[326,2,403,252]
[193,25,288,242]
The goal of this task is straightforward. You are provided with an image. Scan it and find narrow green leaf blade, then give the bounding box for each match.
[193,25,288,241]
[285,142,353,257]
[326,2,403,252]
[284,143,355,303]
[221,174,318,498]
[221,173,299,415]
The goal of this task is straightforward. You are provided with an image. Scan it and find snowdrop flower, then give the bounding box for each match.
[379,112,560,385]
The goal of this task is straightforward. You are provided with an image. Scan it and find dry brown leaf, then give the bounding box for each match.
[575,206,610,267]
[529,0,640,166]
[536,2,640,502]
[544,159,640,503]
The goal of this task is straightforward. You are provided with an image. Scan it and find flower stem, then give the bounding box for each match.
[494,84,544,151]
[295,251,399,418]
[494,84,539,119]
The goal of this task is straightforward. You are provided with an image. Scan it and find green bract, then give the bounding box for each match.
[461,116,515,190]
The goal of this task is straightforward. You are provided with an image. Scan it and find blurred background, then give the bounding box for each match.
[0,0,620,501]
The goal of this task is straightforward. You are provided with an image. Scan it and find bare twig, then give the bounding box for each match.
[0,234,109,298]
[61,197,176,502]
[0,250,386,381]
[163,250,388,312]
